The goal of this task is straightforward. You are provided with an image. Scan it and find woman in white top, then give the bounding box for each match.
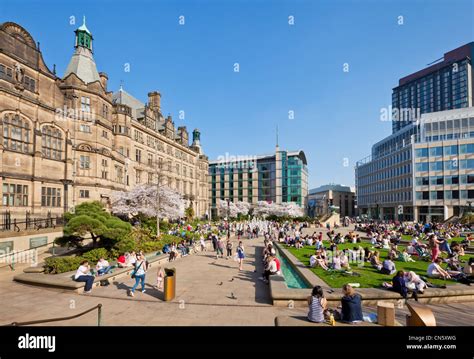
[74,260,95,294]
[263,255,278,283]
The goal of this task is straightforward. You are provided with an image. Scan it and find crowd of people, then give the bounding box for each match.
[71,216,474,327]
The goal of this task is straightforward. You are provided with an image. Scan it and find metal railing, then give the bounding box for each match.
[0,210,64,232]
[3,304,103,326]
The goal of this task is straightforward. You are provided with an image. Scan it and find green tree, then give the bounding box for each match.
[61,201,131,248]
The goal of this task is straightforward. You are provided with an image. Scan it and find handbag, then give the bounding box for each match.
[131,261,143,279]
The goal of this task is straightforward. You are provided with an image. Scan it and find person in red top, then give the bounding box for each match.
[274,257,281,274]
[117,254,126,267]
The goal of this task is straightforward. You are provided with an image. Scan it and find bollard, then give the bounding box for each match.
[97,304,102,326]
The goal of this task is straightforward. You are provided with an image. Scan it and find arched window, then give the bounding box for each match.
[2,113,30,153]
[42,125,63,160]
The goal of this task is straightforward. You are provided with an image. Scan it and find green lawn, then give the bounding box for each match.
[285,242,473,289]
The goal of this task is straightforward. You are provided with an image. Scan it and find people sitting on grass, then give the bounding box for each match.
[309,250,329,270]
[404,271,426,294]
[96,258,114,276]
[340,250,351,270]
[427,258,451,279]
[391,270,418,301]
[447,255,462,272]
[464,258,474,278]
[370,250,383,271]
[450,241,465,258]
[398,249,416,263]
[339,284,363,323]
[331,251,342,270]
[388,244,399,260]
[307,285,328,323]
[74,260,95,294]
[381,257,396,275]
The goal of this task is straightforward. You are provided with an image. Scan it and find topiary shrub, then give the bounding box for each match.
[44,256,83,274]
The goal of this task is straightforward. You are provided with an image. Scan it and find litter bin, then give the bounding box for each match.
[163,268,176,301]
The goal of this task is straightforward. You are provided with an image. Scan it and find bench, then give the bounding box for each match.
[14,242,212,292]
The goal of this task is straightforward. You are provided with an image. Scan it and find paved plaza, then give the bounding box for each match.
[1,232,474,326]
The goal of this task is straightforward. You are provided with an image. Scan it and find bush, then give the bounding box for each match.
[137,241,163,253]
[44,256,83,274]
[81,248,110,263]
[160,234,182,245]
[110,237,138,258]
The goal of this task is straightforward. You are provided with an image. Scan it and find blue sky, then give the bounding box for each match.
[2,0,473,188]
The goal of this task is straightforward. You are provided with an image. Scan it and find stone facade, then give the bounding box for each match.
[0,21,209,220]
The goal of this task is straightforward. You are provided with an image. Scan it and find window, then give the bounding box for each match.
[415,162,429,172]
[0,64,13,81]
[415,148,428,158]
[81,97,91,112]
[2,183,28,206]
[429,147,443,157]
[101,170,108,179]
[461,175,474,184]
[429,161,443,171]
[148,172,154,184]
[79,124,91,133]
[115,165,124,183]
[23,75,35,92]
[136,170,142,184]
[460,159,474,170]
[416,177,429,186]
[430,176,444,185]
[148,153,153,166]
[41,126,63,160]
[460,144,474,154]
[444,145,458,156]
[102,130,108,138]
[101,159,108,167]
[41,187,61,207]
[79,190,90,198]
[135,149,142,163]
[3,113,30,153]
[80,155,90,169]
[102,104,108,119]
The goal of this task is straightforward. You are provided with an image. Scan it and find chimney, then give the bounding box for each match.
[99,72,108,90]
[148,91,161,113]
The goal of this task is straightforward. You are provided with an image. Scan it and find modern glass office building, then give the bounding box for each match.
[392,42,474,133]
[208,147,308,218]
[356,42,474,221]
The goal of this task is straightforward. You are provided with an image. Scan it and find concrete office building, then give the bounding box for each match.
[307,184,355,218]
